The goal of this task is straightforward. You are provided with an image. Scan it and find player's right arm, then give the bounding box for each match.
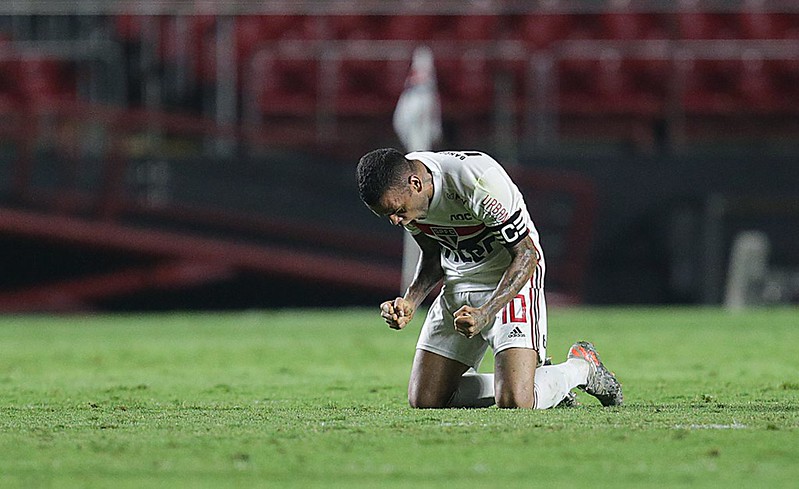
[380,233,442,330]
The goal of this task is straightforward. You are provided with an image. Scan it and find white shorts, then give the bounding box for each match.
[416,279,547,370]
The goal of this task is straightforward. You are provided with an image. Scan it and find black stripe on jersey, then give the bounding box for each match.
[487,208,529,248]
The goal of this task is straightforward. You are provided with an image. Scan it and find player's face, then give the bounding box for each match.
[371,176,429,227]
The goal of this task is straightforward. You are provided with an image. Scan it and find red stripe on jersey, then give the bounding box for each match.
[414,223,486,236]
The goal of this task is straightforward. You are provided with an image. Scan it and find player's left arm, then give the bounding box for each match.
[453,236,537,338]
[453,161,537,338]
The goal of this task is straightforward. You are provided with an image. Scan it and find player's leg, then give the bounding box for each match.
[484,279,586,409]
[407,349,471,408]
[493,347,538,408]
[412,290,491,408]
[446,355,589,409]
[449,368,496,408]
[533,357,591,409]
[567,341,623,406]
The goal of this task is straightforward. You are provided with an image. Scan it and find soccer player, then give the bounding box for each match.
[356,148,623,409]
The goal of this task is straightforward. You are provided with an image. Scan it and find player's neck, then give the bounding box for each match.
[420,163,434,203]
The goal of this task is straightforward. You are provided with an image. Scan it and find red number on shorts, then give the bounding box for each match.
[502,294,527,323]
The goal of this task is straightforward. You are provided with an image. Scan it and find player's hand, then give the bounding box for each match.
[453,305,490,339]
[380,297,415,330]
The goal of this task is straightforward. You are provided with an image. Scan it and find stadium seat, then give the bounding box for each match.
[600,12,672,40]
[510,14,574,48]
[607,58,672,114]
[739,12,799,39]
[257,58,319,116]
[13,59,76,106]
[565,13,604,40]
[554,58,604,113]
[677,11,742,39]
[764,58,799,111]
[739,12,777,39]
[738,55,778,111]
[680,58,742,114]
[513,12,605,47]
[333,58,406,115]
[114,15,144,41]
[553,53,670,116]
[435,55,493,116]
[382,15,439,40]
[326,15,385,40]
[450,15,500,40]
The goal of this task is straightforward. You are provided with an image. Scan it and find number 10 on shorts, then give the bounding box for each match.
[501,294,527,324]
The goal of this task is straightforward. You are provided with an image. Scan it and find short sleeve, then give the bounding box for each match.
[470,167,529,247]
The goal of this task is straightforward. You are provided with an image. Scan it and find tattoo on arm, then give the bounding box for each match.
[480,237,538,318]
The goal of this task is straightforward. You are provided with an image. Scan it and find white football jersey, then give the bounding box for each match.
[404,150,544,293]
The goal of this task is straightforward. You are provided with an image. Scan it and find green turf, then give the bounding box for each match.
[1,307,797,488]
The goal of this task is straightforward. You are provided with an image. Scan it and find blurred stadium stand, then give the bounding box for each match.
[0,1,798,310]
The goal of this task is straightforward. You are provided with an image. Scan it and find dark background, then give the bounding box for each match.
[0,2,797,311]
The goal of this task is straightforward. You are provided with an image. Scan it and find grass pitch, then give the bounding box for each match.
[1,307,797,488]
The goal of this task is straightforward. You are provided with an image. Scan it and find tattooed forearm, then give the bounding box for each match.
[479,237,537,318]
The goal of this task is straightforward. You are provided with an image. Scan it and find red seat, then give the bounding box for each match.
[334,58,406,115]
[565,13,604,40]
[607,58,671,114]
[450,15,500,40]
[435,55,493,116]
[555,58,604,113]
[740,12,799,39]
[554,54,670,116]
[677,12,742,39]
[680,58,743,114]
[236,16,320,64]
[327,15,386,40]
[114,15,144,41]
[258,58,319,116]
[511,14,574,48]
[14,59,76,106]
[764,58,799,110]
[382,15,439,40]
[601,12,672,40]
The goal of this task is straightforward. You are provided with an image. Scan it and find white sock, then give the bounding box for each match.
[448,359,590,409]
[533,359,590,409]
[449,371,496,408]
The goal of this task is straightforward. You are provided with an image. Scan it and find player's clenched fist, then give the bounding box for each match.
[380,297,415,330]
[453,305,489,338]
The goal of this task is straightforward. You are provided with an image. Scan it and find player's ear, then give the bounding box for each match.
[408,174,423,193]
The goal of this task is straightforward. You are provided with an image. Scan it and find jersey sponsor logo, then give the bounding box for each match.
[480,195,510,223]
[439,229,498,263]
[450,213,473,221]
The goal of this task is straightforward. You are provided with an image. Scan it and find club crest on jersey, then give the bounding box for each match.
[431,226,459,248]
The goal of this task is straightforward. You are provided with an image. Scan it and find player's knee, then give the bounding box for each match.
[408,390,448,409]
[495,388,534,409]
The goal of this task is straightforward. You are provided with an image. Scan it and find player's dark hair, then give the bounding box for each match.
[356,148,413,206]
